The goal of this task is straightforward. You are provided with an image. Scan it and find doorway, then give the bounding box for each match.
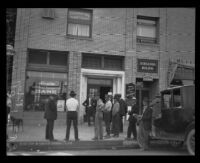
[100,86,112,103]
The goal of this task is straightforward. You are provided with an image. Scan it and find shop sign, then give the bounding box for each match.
[143,75,153,81]
[57,100,65,111]
[35,89,58,95]
[39,81,60,87]
[126,83,136,98]
[138,59,158,73]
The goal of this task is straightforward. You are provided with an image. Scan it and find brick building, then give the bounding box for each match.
[11,8,195,123]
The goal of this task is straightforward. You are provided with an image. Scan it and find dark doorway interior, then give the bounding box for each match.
[100,86,112,103]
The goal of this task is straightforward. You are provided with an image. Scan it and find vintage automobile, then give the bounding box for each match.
[150,85,195,155]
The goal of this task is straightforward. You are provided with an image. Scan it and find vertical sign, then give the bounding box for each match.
[126,83,136,98]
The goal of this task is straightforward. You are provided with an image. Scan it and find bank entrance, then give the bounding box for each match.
[87,78,113,103]
[80,68,125,122]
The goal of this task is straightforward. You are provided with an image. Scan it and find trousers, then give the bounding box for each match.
[45,119,55,140]
[65,111,78,140]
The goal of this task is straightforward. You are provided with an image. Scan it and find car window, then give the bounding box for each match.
[173,89,182,108]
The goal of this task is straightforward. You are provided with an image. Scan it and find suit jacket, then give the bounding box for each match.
[141,107,152,131]
[128,104,139,123]
[83,98,97,108]
[44,99,57,120]
[119,99,126,116]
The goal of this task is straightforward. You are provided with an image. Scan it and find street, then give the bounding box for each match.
[7,147,189,156]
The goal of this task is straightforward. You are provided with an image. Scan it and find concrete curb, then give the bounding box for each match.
[7,140,140,152]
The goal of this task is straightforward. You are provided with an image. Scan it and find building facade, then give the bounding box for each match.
[11,8,195,122]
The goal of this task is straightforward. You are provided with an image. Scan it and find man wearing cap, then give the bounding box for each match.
[125,96,139,141]
[65,91,79,141]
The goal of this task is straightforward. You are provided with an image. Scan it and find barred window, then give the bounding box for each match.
[82,55,101,68]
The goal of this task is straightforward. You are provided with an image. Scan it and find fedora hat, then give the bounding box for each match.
[69,91,76,96]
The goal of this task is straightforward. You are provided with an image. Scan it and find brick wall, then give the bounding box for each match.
[12,8,195,115]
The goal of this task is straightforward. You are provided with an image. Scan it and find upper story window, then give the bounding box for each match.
[42,8,55,19]
[67,8,93,38]
[137,16,159,44]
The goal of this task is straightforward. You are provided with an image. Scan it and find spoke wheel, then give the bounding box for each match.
[186,129,195,156]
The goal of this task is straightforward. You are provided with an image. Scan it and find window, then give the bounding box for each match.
[104,57,123,70]
[67,8,92,38]
[42,8,55,19]
[137,16,159,44]
[49,51,68,66]
[28,49,68,68]
[82,54,101,69]
[172,89,182,108]
[82,53,124,71]
[25,71,67,111]
[28,49,47,64]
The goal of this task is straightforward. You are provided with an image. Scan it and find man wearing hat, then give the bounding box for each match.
[44,95,57,142]
[65,91,80,141]
[125,96,139,141]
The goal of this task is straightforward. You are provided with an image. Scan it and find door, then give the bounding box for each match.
[100,86,112,103]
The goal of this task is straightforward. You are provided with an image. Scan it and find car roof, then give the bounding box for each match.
[161,85,194,92]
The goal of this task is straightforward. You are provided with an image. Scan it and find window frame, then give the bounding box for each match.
[67,8,93,38]
[27,49,68,73]
[136,15,159,44]
[82,53,124,71]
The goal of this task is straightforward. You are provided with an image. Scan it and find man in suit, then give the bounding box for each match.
[125,96,139,140]
[44,95,57,142]
[83,95,97,126]
[117,94,126,133]
[137,99,153,150]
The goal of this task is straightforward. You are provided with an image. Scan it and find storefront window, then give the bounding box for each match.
[25,71,67,111]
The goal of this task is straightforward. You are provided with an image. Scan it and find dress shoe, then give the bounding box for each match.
[125,137,131,141]
[92,137,98,141]
[75,138,80,141]
[49,139,57,142]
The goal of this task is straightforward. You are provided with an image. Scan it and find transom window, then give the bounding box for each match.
[82,53,124,71]
[67,8,93,38]
[28,49,68,72]
[137,16,159,44]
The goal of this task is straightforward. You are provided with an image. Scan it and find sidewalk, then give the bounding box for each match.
[7,120,139,151]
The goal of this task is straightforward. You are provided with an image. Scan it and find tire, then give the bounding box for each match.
[186,128,195,155]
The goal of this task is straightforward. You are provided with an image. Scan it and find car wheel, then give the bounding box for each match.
[186,128,195,155]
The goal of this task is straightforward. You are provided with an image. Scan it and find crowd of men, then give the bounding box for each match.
[82,93,139,140]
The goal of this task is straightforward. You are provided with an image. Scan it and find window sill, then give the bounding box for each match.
[136,42,160,47]
[66,35,93,41]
